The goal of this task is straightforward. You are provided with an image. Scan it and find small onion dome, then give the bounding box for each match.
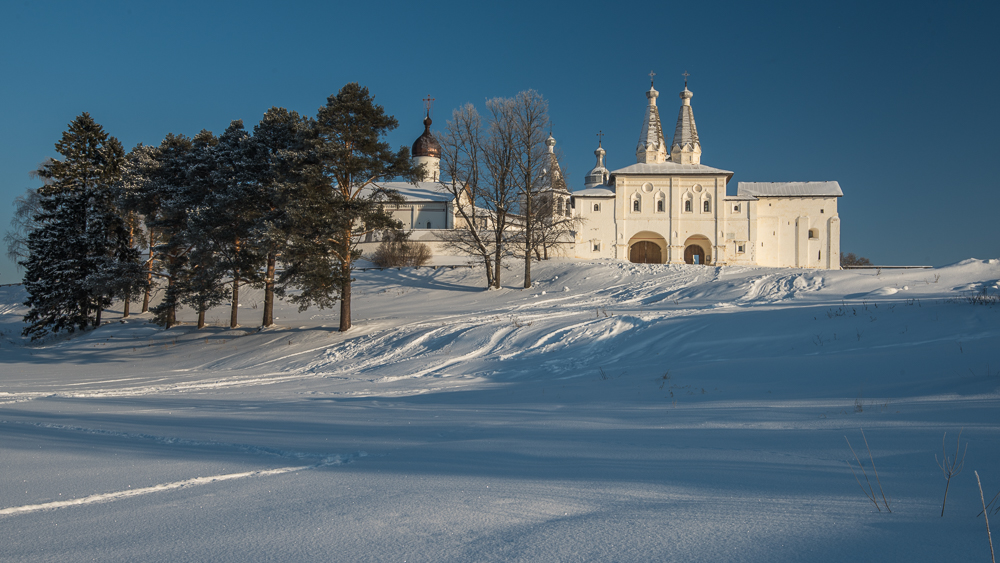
[679,87,693,102]
[412,116,441,158]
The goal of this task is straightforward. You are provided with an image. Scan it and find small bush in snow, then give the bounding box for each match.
[370,232,432,268]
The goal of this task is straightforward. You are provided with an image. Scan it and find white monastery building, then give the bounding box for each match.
[375,78,843,270]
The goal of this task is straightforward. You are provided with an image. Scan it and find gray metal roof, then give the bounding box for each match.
[367,181,456,202]
[572,187,616,197]
[737,181,843,197]
[610,161,733,176]
[723,195,758,201]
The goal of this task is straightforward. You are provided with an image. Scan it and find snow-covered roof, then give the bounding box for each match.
[723,195,758,201]
[737,181,843,197]
[572,187,615,197]
[610,161,733,177]
[367,181,456,202]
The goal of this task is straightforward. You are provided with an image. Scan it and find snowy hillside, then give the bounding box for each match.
[1,259,999,562]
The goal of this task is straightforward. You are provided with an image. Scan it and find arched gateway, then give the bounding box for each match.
[628,232,666,264]
[683,235,711,265]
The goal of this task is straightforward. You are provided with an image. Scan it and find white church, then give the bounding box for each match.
[370,78,843,270]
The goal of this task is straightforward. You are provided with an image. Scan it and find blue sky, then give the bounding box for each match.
[2,0,997,281]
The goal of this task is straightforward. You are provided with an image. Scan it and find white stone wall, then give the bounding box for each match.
[573,196,617,259]
[748,197,840,269]
[387,202,450,231]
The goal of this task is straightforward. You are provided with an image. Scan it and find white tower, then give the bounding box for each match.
[636,72,668,164]
[670,74,702,165]
[585,134,609,188]
[412,97,441,182]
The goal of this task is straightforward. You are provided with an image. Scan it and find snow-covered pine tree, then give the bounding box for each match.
[278,83,414,332]
[140,133,198,328]
[252,107,314,328]
[117,144,160,313]
[21,113,142,339]
[205,120,269,329]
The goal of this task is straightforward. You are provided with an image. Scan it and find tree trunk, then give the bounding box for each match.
[493,244,502,289]
[339,236,352,332]
[524,201,532,289]
[483,256,494,289]
[230,275,240,328]
[262,252,275,327]
[94,302,102,328]
[165,276,175,329]
[197,308,206,329]
[123,295,130,318]
[142,232,154,313]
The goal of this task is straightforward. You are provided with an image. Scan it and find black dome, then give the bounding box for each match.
[411,116,441,158]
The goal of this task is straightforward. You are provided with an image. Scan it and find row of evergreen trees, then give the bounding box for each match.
[19,83,416,339]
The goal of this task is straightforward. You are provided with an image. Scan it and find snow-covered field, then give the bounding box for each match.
[1,259,998,562]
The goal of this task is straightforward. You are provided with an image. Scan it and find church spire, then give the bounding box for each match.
[585,132,609,188]
[670,73,702,165]
[636,72,668,164]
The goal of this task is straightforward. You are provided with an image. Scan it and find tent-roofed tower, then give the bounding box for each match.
[670,74,702,165]
[412,96,441,182]
[635,73,668,164]
[539,132,572,218]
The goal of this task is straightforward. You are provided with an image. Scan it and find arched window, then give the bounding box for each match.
[426,221,432,229]
[657,200,664,212]
[633,199,640,212]
[684,200,692,213]
[703,200,711,212]
[593,203,600,212]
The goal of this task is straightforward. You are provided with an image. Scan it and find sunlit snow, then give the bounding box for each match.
[1,259,998,562]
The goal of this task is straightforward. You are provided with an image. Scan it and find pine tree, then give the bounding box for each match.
[21,113,142,339]
[137,133,198,328]
[279,83,415,332]
[207,121,269,328]
[252,107,313,327]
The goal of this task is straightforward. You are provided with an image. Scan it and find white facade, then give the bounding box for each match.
[365,85,843,270]
[571,82,842,269]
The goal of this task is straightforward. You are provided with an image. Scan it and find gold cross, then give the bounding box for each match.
[649,70,656,86]
[597,130,604,146]
[422,95,435,117]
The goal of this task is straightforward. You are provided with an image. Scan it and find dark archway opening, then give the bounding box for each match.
[684,245,706,265]
[630,241,662,264]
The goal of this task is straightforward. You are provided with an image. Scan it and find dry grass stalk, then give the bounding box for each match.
[845,428,891,513]
[976,471,996,563]
[935,428,967,517]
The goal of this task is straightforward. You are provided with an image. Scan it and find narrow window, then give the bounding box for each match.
[684,200,692,213]
[818,250,822,260]
[808,228,818,239]
[820,209,825,214]
[592,241,600,252]
[427,221,432,229]
[704,200,711,212]
[733,204,741,213]
[593,203,600,212]
[657,200,664,212]
[633,199,640,212]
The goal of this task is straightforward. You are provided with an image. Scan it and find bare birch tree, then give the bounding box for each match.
[437,92,554,289]
[438,104,498,288]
